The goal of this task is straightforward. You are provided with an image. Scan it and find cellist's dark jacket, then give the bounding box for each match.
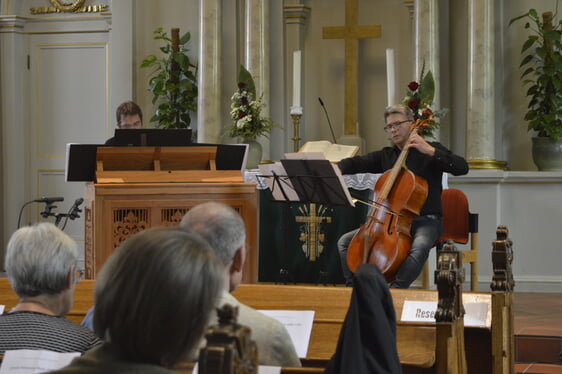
[337,142,469,216]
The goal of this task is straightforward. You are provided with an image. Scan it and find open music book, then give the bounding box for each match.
[298,140,359,162]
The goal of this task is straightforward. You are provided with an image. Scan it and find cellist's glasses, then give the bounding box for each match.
[384,120,410,132]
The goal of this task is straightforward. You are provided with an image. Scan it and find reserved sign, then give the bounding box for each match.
[400,301,488,327]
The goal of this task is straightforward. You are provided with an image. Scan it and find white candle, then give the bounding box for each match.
[386,48,396,107]
[292,50,301,108]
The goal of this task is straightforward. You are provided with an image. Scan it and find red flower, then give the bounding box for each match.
[238,111,246,119]
[408,100,419,110]
[408,81,419,91]
[237,82,246,89]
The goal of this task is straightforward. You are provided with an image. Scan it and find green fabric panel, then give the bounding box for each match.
[258,188,370,284]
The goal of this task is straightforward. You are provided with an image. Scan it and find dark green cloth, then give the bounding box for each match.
[258,188,369,284]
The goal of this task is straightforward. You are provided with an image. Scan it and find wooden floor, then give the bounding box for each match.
[514,292,562,373]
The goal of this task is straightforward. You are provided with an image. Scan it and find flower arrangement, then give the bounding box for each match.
[226,65,274,141]
[402,66,447,137]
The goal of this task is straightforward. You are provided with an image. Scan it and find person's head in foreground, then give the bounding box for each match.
[180,201,246,292]
[6,222,81,315]
[55,226,223,371]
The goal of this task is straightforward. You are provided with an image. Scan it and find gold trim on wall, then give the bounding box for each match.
[468,159,508,170]
[30,0,108,15]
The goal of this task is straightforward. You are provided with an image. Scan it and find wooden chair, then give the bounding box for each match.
[422,188,479,291]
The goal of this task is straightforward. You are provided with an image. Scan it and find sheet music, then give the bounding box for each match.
[192,363,281,374]
[258,163,300,201]
[0,350,80,373]
[284,151,325,160]
[64,143,76,182]
[331,162,355,207]
[258,310,315,358]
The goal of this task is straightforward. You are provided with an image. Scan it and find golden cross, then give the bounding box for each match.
[295,203,332,261]
[323,0,381,135]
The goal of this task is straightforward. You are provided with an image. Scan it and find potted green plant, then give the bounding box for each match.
[140,27,197,129]
[510,5,562,170]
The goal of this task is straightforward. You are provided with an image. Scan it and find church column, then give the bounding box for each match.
[245,0,270,160]
[466,0,506,169]
[284,1,310,152]
[197,0,221,143]
[0,17,27,250]
[414,0,441,140]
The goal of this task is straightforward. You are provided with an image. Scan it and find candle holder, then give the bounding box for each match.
[290,106,303,152]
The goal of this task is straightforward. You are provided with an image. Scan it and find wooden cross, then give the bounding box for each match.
[323,0,381,135]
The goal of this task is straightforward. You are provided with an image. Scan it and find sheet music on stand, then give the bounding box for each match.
[258,153,355,207]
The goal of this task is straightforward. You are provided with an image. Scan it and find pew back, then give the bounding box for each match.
[232,284,494,372]
[0,278,95,324]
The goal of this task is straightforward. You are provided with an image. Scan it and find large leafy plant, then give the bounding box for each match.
[510,4,562,140]
[140,27,197,129]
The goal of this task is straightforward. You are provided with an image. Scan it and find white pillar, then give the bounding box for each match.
[0,17,27,252]
[245,0,270,160]
[414,0,441,140]
[197,0,222,143]
[466,0,505,169]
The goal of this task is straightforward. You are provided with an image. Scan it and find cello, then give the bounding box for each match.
[346,119,431,282]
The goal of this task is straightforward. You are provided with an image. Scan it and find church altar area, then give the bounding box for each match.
[247,169,562,292]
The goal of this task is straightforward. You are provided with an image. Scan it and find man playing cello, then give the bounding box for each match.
[337,104,468,288]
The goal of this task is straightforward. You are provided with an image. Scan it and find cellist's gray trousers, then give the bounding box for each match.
[338,215,443,288]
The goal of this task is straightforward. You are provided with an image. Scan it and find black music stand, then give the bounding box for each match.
[259,159,354,284]
[279,159,354,207]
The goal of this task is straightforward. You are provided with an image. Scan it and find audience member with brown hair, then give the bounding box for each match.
[51,226,224,373]
[0,222,101,355]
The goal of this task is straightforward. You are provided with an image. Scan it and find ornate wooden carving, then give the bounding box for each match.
[84,206,93,279]
[198,304,258,374]
[112,209,149,248]
[434,241,465,322]
[161,208,189,226]
[491,225,515,292]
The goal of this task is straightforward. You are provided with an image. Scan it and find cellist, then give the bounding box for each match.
[337,104,468,288]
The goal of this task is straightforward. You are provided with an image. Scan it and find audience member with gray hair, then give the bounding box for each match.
[180,201,302,367]
[52,226,224,372]
[0,222,101,355]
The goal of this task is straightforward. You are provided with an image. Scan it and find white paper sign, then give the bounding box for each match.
[0,350,80,374]
[401,301,488,327]
[192,362,281,374]
[0,305,5,314]
[258,310,315,358]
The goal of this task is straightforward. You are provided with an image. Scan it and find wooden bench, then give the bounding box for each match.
[231,225,515,374]
[0,278,96,324]
[0,226,514,374]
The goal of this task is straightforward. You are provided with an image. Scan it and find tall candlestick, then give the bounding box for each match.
[386,48,396,107]
[292,50,301,108]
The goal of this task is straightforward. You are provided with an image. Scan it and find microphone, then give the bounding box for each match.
[34,197,64,204]
[68,198,84,220]
[318,97,338,144]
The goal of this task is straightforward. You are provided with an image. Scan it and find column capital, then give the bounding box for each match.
[403,1,414,19]
[284,4,310,26]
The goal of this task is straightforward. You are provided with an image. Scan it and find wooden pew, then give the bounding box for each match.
[0,278,95,324]
[231,225,515,374]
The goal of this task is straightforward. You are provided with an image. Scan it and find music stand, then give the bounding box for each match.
[279,159,354,207]
[258,158,354,284]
